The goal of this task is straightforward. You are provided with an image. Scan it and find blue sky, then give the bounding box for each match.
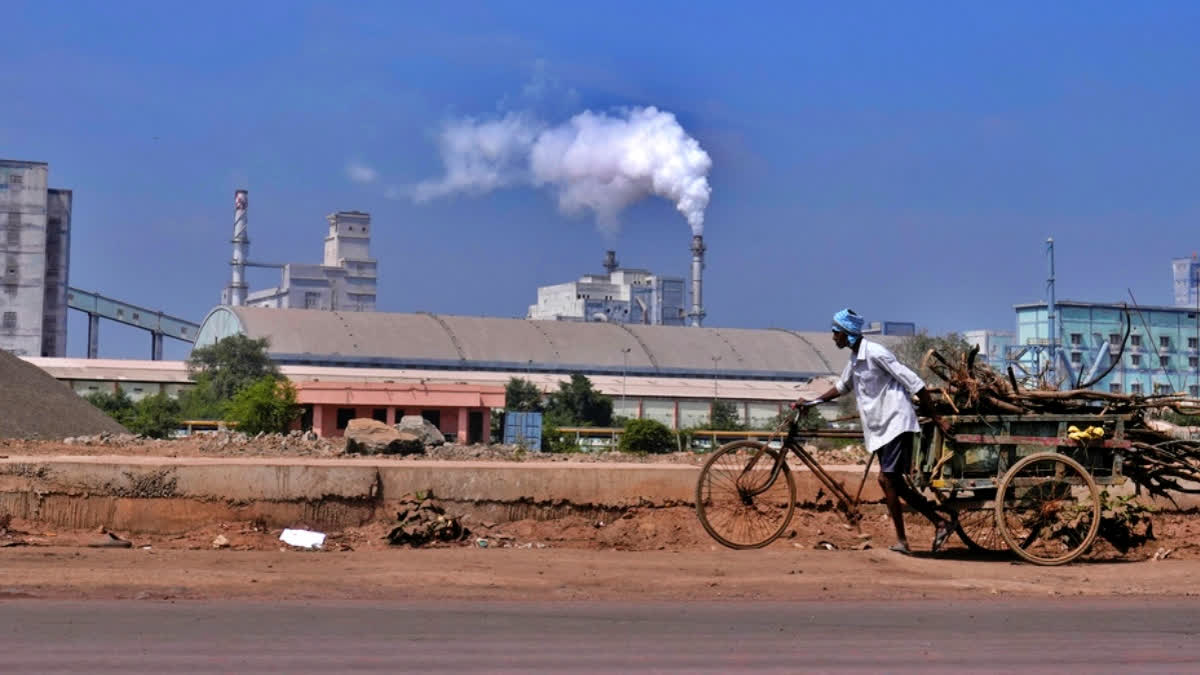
[4,1,1199,359]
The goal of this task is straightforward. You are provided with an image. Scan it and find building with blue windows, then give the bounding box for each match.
[1012,300,1200,396]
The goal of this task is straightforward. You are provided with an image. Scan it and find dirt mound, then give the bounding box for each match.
[0,351,126,440]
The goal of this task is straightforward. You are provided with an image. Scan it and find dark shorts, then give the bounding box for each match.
[877,432,915,474]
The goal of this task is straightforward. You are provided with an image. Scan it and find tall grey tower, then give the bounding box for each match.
[688,235,705,327]
[0,159,71,357]
[221,189,249,306]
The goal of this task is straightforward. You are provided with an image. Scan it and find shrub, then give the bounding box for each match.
[85,388,136,427]
[176,378,227,420]
[224,376,301,435]
[619,419,675,454]
[126,393,182,439]
[541,422,580,453]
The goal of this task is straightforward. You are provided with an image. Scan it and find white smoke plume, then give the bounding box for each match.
[412,106,712,235]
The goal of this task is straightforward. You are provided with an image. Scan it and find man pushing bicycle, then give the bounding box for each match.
[793,309,954,555]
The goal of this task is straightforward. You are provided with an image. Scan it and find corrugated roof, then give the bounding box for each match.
[198,306,899,380]
[25,357,832,402]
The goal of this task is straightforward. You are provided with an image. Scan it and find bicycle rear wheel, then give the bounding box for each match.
[695,440,796,549]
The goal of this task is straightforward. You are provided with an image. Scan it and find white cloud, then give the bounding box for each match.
[346,162,379,184]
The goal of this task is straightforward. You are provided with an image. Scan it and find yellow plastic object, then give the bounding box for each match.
[1067,425,1105,441]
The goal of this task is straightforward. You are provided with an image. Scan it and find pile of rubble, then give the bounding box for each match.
[57,429,345,458]
[385,494,471,547]
[190,429,341,457]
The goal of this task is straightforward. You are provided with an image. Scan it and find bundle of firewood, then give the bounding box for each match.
[921,345,1200,500]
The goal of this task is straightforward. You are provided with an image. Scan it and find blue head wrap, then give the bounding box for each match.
[832,309,864,347]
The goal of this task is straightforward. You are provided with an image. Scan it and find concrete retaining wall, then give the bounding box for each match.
[17,455,1192,533]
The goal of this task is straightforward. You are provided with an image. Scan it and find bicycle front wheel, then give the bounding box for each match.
[695,440,796,549]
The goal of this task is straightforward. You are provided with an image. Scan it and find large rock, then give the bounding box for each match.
[396,415,446,447]
[344,419,425,455]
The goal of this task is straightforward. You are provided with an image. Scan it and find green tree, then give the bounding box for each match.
[85,388,135,427]
[126,393,183,439]
[893,331,974,387]
[544,374,613,427]
[176,378,227,420]
[505,377,543,412]
[769,405,825,430]
[708,399,744,430]
[187,335,279,401]
[619,419,675,454]
[224,376,302,435]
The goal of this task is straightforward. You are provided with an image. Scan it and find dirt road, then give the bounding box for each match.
[3,546,1200,602]
[1,598,1197,672]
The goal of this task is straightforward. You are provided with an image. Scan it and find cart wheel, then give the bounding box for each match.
[954,507,1009,554]
[994,453,1101,566]
[696,441,796,549]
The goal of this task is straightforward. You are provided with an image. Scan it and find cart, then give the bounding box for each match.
[694,410,1129,566]
[912,413,1130,565]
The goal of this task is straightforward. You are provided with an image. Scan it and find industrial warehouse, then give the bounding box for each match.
[33,304,895,435]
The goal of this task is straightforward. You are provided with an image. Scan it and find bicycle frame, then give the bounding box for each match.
[737,415,870,523]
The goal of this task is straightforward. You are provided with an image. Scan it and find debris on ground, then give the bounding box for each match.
[386,495,471,547]
[87,532,132,549]
[279,529,326,550]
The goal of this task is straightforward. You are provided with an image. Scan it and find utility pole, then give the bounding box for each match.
[711,355,722,400]
[621,347,631,412]
[1046,237,1057,388]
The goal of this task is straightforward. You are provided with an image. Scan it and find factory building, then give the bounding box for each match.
[221,191,376,312]
[964,329,1014,371]
[527,250,686,325]
[0,159,70,357]
[187,305,904,429]
[1013,300,1200,396]
[1173,255,1200,308]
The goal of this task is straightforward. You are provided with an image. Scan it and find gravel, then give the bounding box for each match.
[0,350,127,440]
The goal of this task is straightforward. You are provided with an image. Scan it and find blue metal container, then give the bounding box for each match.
[503,411,543,451]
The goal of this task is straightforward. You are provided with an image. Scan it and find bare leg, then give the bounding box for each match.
[878,472,908,550]
[886,473,952,552]
[889,474,946,526]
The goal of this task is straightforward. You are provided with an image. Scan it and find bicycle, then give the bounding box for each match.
[694,403,875,549]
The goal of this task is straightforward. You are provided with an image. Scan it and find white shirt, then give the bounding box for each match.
[834,340,927,453]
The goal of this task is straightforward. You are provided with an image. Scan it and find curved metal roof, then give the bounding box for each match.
[195,306,894,381]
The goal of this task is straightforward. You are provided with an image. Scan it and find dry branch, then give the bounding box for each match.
[922,348,1200,500]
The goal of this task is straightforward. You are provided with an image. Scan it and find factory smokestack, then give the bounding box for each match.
[688,235,705,327]
[225,189,249,306]
[602,250,618,274]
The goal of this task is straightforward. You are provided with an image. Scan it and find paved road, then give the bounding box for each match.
[0,598,1197,672]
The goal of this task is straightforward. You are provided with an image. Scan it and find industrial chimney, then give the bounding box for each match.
[602,250,619,274]
[688,235,705,327]
[224,189,249,306]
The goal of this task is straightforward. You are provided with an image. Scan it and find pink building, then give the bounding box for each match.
[292,381,506,442]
